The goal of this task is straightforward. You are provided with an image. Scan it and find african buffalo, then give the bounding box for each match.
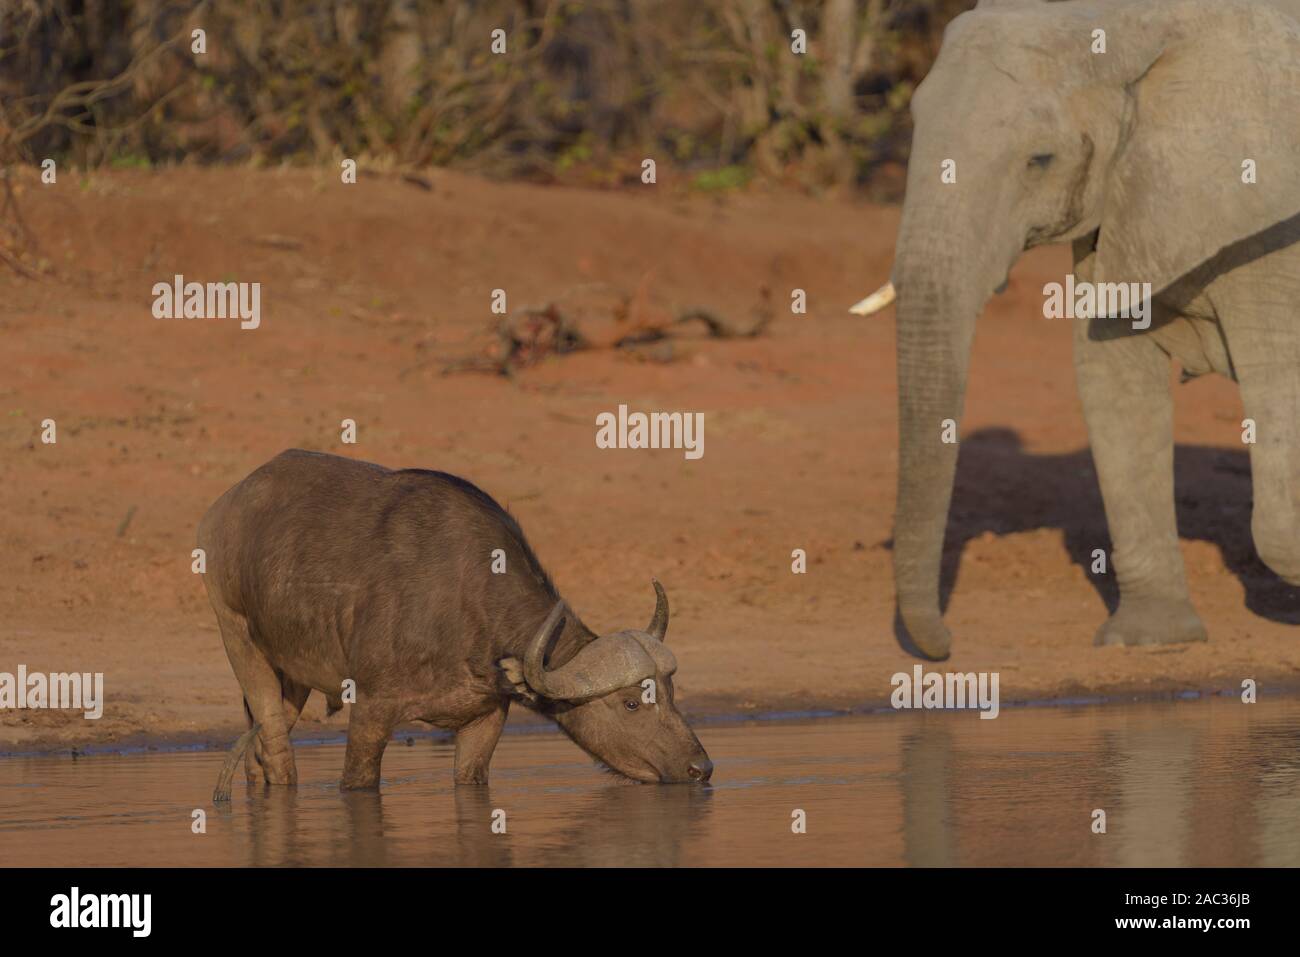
[199,449,711,800]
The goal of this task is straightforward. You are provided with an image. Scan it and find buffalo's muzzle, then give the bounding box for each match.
[686,756,713,782]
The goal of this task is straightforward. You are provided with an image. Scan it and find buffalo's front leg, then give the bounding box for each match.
[454,700,510,785]
[342,698,399,791]
[1074,315,1207,646]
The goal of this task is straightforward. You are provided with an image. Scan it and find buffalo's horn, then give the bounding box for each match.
[631,631,678,677]
[647,578,669,641]
[523,602,660,701]
[524,601,568,695]
[848,281,896,316]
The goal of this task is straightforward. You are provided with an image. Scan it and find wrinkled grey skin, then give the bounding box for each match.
[199,449,711,798]
[889,0,1300,658]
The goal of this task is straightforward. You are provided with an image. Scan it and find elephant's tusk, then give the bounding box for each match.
[849,281,897,316]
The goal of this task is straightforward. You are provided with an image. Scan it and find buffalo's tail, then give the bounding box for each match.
[213,722,262,803]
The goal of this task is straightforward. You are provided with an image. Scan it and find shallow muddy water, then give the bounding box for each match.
[2,695,1299,866]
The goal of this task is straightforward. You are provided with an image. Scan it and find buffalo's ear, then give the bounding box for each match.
[497,657,539,704]
[1092,0,1300,294]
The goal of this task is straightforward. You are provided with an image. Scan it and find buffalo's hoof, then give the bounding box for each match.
[1094,599,1208,647]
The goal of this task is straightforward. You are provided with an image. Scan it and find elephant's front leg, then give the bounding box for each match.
[1074,318,1207,646]
[1217,274,1300,586]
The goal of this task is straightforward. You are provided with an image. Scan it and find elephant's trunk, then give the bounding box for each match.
[892,214,995,660]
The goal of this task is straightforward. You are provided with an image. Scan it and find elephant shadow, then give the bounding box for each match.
[919,427,1298,627]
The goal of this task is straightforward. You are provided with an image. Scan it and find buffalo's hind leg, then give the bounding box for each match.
[247,676,312,786]
[213,603,298,786]
[341,697,400,791]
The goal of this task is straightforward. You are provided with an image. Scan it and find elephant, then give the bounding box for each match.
[852,0,1300,658]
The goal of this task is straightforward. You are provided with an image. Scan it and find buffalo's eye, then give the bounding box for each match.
[1028,153,1054,170]
[624,699,640,712]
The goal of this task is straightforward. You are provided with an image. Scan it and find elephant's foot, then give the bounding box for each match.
[1094,598,1208,647]
[897,607,952,661]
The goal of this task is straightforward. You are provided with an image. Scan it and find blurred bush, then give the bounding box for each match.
[0,0,975,193]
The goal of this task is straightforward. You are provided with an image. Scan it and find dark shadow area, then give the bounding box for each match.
[896,427,1298,626]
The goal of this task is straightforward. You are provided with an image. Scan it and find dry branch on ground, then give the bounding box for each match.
[435,284,774,377]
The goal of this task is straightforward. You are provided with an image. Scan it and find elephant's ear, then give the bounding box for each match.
[1092,0,1300,294]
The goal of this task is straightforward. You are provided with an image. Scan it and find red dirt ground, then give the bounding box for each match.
[2,165,1297,751]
